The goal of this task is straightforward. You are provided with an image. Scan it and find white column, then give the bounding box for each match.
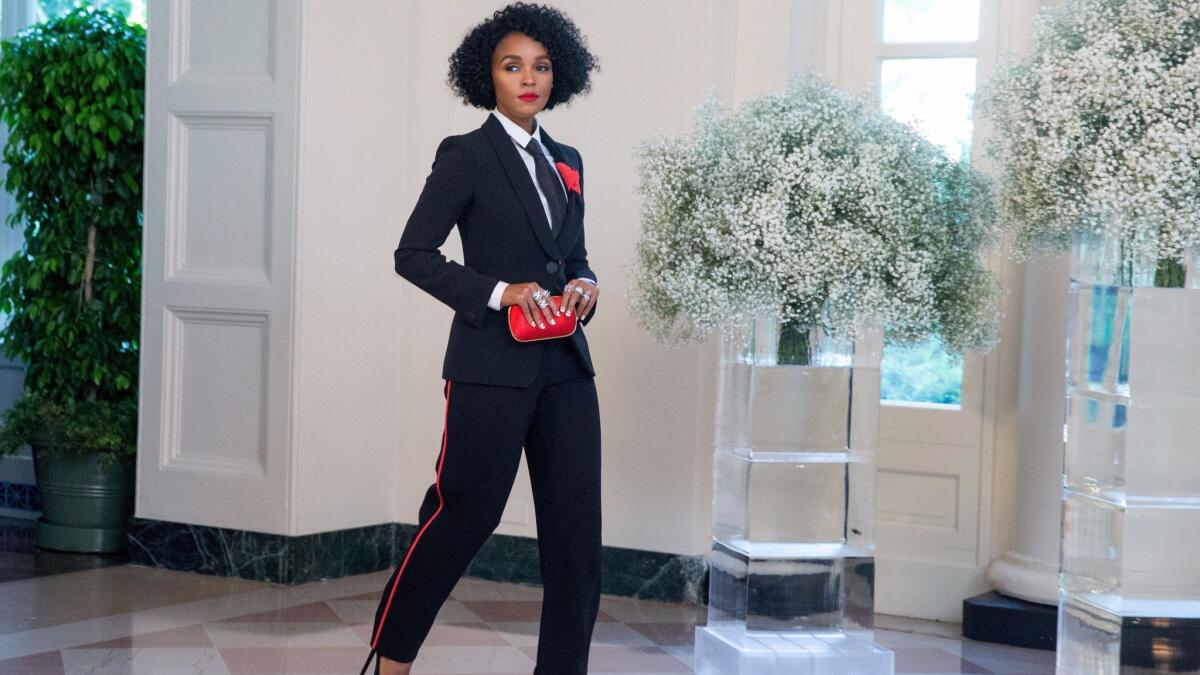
[983,0,1067,606]
[986,252,1071,604]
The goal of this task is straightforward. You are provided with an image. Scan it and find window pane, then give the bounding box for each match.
[38,0,146,26]
[880,57,976,162]
[883,0,980,43]
[880,338,962,407]
[878,58,977,407]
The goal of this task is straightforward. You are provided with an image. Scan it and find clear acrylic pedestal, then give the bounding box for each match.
[695,309,894,675]
[1057,236,1200,673]
[695,624,893,674]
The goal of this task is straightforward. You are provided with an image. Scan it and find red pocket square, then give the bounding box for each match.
[555,162,581,195]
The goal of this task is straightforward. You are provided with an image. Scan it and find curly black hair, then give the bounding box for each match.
[447,2,600,110]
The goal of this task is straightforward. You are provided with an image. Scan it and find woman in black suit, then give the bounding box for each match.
[360,4,603,675]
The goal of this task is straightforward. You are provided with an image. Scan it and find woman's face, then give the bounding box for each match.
[491,31,552,126]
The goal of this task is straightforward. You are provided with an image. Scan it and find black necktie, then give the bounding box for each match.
[522,136,566,239]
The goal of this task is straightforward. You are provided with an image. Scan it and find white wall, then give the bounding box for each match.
[291,0,795,551]
[135,0,795,550]
[133,0,1072,622]
[289,0,412,534]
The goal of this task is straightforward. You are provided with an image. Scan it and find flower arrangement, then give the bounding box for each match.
[627,71,1002,354]
[979,0,1200,277]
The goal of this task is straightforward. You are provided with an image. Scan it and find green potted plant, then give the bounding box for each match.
[0,6,144,552]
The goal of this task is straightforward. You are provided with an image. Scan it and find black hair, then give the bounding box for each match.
[447,2,600,110]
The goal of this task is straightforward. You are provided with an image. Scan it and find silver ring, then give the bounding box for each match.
[570,286,584,295]
[536,296,550,308]
[564,284,576,295]
[532,288,549,301]
[581,291,592,300]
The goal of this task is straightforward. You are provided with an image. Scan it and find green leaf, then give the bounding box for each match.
[0,4,144,407]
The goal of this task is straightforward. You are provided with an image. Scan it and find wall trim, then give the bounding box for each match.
[127,517,709,605]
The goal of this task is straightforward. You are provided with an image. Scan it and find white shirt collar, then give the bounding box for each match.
[491,108,546,153]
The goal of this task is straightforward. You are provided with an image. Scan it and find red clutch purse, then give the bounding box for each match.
[508,294,578,342]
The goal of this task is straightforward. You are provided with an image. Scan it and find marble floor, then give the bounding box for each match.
[0,517,1055,674]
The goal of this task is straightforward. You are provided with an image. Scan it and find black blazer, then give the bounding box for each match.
[393,112,598,388]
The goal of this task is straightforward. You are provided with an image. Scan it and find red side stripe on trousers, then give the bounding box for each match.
[370,379,452,650]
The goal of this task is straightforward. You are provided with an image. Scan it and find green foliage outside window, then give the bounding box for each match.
[880,339,963,406]
[38,0,143,26]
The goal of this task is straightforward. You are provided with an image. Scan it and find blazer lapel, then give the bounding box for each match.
[482,114,561,261]
[536,126,583,253]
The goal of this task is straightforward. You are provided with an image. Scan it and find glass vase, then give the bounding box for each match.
[1057,233,1200,673]
[694,307,893,674]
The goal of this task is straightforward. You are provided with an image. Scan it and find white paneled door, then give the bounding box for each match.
[138,0,300,533]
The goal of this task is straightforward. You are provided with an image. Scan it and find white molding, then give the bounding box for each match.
[877,556,990,622]
[987,551,1059,605]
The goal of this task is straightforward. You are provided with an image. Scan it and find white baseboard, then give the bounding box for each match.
[876,556,992,622]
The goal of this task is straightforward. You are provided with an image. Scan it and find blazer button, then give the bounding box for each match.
[546,261,558,273]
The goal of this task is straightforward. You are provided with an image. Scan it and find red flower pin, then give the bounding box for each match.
[555,161,581,195]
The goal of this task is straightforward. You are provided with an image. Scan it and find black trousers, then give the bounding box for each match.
[361,336,602,675]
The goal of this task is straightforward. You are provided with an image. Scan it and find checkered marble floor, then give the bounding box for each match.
[0,562,1055,674]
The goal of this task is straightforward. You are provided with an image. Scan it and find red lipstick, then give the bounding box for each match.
[519,92,538,101]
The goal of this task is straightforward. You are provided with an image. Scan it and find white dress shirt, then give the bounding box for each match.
[486,108,596,311]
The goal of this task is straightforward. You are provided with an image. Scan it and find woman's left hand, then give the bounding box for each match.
[561,278,597,320]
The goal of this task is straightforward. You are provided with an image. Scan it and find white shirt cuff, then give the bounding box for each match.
[488,281,508,311]
[490,279,591,311]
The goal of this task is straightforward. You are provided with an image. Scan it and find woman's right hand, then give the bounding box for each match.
[501,282,559,330]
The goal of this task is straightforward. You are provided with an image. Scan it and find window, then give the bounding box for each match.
[879,57,976,162]
[36,0,144,26]
[833,0,1018,617]
[876,0,982,407]
[882,0,980,43]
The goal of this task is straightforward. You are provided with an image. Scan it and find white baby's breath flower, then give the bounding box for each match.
[628,72,1002,353]
[979,0,1200,262]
